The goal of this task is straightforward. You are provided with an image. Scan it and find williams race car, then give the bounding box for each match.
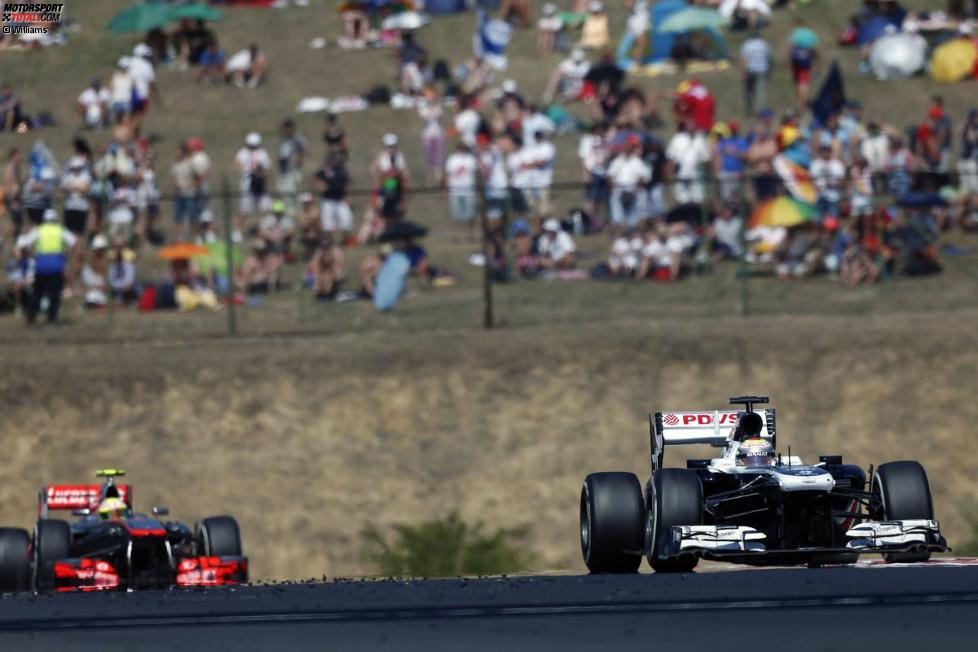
[0,469,248,592]
[580,396,948,573]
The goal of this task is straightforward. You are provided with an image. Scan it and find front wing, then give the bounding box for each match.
[52,556,248,592]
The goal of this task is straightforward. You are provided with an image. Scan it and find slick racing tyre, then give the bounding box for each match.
[198,516,243,557]
[0,528,31,592]
[873,461,934,563]
[581,472,644,573]
[33,519,72,591]
[647,469,702,573]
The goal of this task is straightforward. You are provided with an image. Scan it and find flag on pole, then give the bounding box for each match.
[473,10,512,71]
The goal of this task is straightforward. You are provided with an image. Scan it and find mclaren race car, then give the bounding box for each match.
[580,396,948,573]
[0,469,248,592]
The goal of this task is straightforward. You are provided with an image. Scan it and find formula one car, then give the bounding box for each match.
[580,396,948,573]
[0,470,248,592]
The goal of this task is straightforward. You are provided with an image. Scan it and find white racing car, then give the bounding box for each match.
[581,396,949,573]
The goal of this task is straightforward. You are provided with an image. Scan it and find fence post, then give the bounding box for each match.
[221,176,238,336]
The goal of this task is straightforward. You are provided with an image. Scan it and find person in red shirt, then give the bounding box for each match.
[673,79,714,133]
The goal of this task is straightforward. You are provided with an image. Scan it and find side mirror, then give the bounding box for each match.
[152,506,170,517]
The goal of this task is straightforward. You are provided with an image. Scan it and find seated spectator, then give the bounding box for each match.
[0,82,24,132]
[537,3,562,55]
[259,200,295,262]
[882,211,942,277]
[709,203,744,263]
[606,231,640,278]
[196,43,227,84]
[537,219,576,270]
[241,238,281,294]
[107,187,136,244]
[580,1,609,50]
[227,43,268,89]
[810,144,846,219]
[306,233,345,300]
[80,235,109,308]
[78,79,110,129]
[108,242,139,304]
[4,236,34,314]
[545,48,591,104]
[297,193,324,261]
[775,224,823,279]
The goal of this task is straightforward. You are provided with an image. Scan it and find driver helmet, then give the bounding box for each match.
[736,437,775,467]
[97,497,128,521]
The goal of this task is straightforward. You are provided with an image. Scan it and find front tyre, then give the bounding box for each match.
[647,469,703,573]
[580,472,644,573]
[197,516,243,557]
[0,528,31,592]
[33,519,72,591]
[873,461,934,563]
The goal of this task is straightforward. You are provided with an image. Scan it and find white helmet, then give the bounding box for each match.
[736,438,775,467]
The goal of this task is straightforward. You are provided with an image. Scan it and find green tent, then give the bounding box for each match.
[107,3,175,34]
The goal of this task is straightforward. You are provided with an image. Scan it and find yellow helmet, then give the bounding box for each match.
[97,497,128,520]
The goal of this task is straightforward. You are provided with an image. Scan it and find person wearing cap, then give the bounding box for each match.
[187,138,211,231]
[110,58,133,125]
[625,0,650,63]
[580,1,609,50]
[444,141,479,242]
[276,118,309,218]
[367,133,410,236]
[537,218,576,270]
[739,28,772,116]
[545,48,591,104]
[60,156,92,236]
[259,199,296,263]
[607,135,651,227]
[666,118,712,205]
[715,120,748,204]
[80,234,109,308]
[128,44,160,129]
[77,78,111,129]
[108,240,139,305]
[19,208,77,324]
[537,3,562,55]
[235,132,272,230]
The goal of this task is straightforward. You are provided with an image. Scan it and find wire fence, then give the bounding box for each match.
[2,165,976,344]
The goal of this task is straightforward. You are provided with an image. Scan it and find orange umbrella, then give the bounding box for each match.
[157,243,211,261]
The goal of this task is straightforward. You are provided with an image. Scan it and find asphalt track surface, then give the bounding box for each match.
[1,562,977,651]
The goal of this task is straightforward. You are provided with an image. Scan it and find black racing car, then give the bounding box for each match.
[0,469,247,592]
[581,396,948,573]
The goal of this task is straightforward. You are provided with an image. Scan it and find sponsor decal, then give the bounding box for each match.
[662,412,743,427]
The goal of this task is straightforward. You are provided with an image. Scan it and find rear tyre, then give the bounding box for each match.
[198,516,243,557]
[33,519,72,591]
[647,469,702,573]
[0,528,31,592]
[580,472,644,573]
[873,461,934,563]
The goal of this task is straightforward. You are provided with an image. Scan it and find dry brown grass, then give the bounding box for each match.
[1,309,976,580]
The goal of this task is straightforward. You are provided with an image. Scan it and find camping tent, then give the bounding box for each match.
[616,0,727,69]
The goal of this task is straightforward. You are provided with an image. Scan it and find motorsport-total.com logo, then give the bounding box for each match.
[1,2,64,36]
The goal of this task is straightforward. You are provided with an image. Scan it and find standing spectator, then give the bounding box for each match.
[537,218,576,270]
[666,120,712,205]
[444,141,479,242]
[22,169,56,226]
[580,1,609,51]
[506,135,532,223]
[746,114,779,201]
[171,143,197,241]
[21,208,77,324]
[129,44,161,131]
[788,19,819,111]
[478,134,509,228]
[315,152,353,243]
[714,121,748,204]
[2,147,23,240]
[545,48,591,104]
[0,81,23,132]
[739,28,772,116]
[235,132,272,231]
[525,130,556,218]
[418,88,446,186]
[537,3,561,55]
[643,137,669,221]
[578,122,610,222]
[625,0,650,64]
[368,133,410,232]
[849,156,874,218]
[915,103,949,173]
[883,135,914,198]
[188,138,211,232]
[860,121,890,188]
[60,157,92,237]
[109,58,133,125]
[810,144,846,220]
[607,135,651,227]
[454,95,481,149]
[77,79,110,129]
[674,79,715,133]
[276,118,309,217]
[958,109,978,202]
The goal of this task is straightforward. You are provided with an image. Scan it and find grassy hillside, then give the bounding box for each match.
[1,310,976,579]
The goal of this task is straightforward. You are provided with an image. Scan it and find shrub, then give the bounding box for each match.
[362,512,529,577]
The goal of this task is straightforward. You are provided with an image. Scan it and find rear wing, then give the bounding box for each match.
[649,409,776,472]
[39,485,132,518]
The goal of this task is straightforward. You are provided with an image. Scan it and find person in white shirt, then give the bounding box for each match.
[607,136,651,227]
[128,44,160,127]
[810,144,846,219]
[578,122,610,221]
[234,132,273,226]
[607,235,639,277]
[524,130,556,217]
[444,141,479,241]
[110,58,133,125]
[666,121,712,205]
[545,48,591,103]
[522,106,555,147]
[709,203,743,262]
[454,98,481,149]
[537,2,562,55]
[78,79,110,129]
[507,138,532,220]
[60,157,92,236]
[537,218,576,269]
[478,136,509,225]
